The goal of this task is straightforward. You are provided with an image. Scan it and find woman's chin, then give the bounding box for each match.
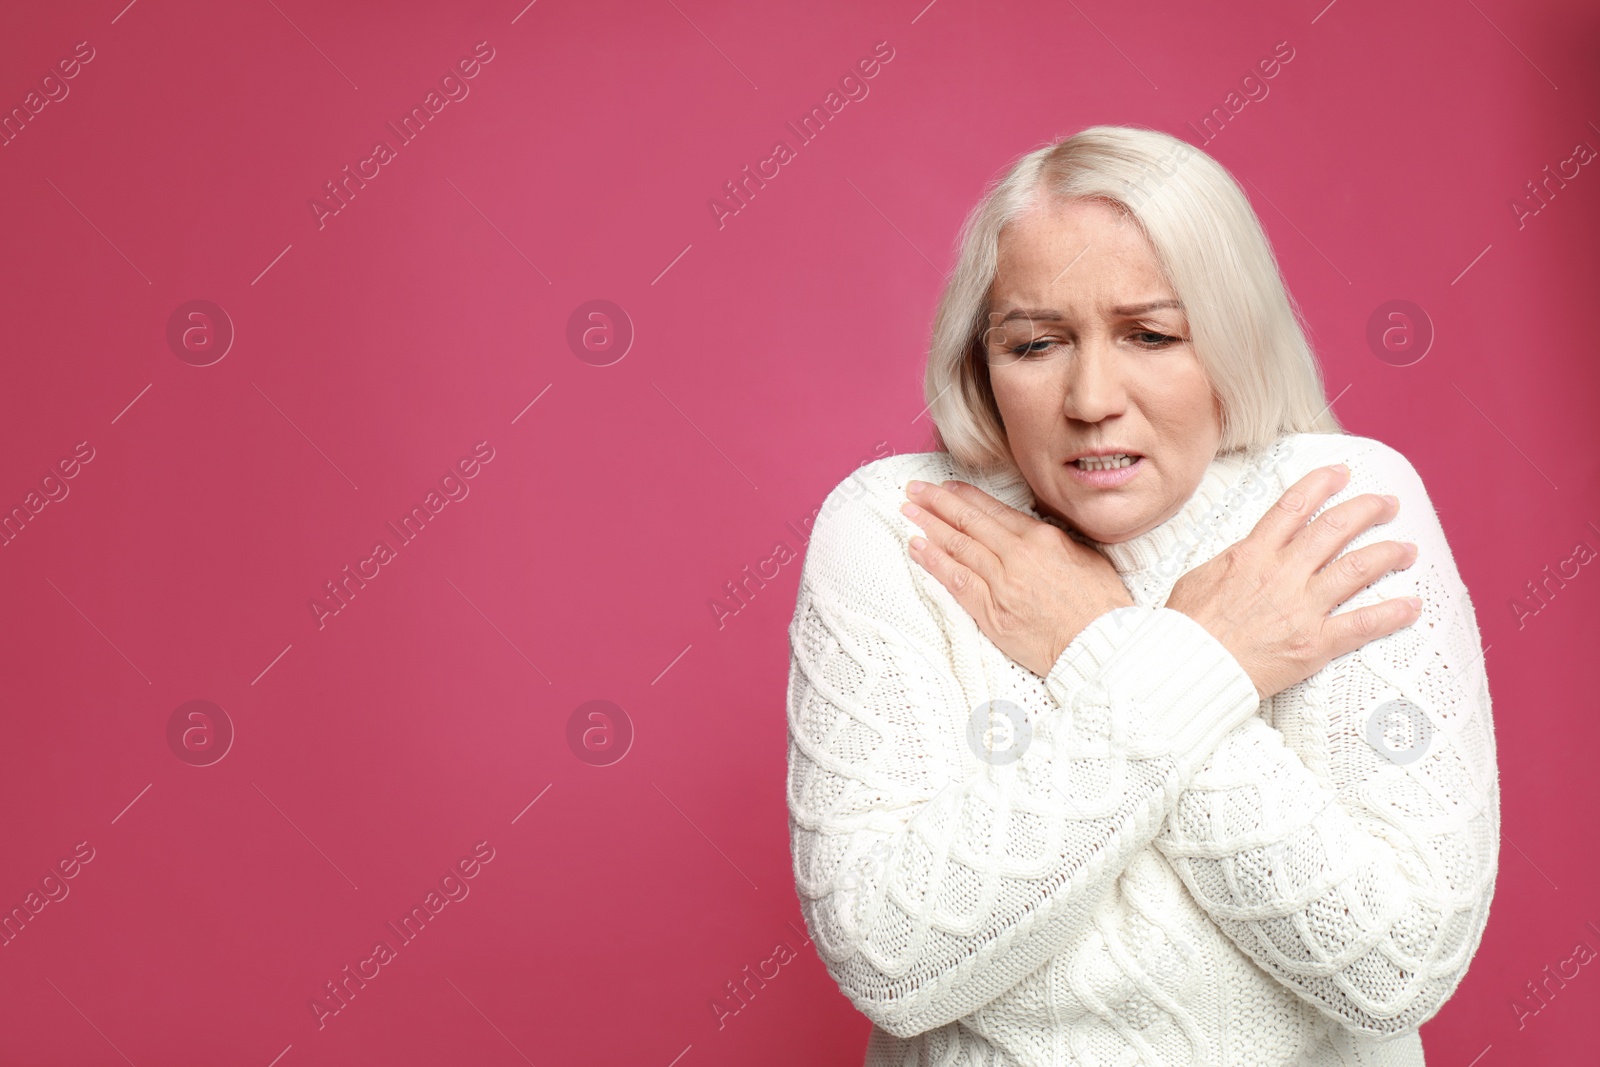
[1077,524,1140,545]
[1054,500,1152,545]
[1032,477,1164,544]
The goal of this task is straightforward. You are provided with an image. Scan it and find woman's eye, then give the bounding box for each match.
[1009,338,1060,357]
[1132,330,1179,348]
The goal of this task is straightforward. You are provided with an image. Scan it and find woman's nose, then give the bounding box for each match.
[1062,338,1127,422]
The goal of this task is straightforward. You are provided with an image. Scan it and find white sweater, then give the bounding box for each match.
[785,431,1499,1066]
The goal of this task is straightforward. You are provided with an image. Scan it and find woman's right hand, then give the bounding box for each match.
[1164,463,1421,701]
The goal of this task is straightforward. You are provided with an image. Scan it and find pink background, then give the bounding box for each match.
[1,0,1596,1064]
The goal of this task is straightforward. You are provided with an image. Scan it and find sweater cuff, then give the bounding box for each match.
[1044,606,1262,764]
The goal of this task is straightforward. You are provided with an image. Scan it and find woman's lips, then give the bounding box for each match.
[1064,455,1144,488]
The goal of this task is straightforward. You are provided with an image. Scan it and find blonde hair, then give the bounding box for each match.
[925,124,1341,473]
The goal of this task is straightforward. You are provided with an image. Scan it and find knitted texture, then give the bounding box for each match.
[785,431,1499,1066]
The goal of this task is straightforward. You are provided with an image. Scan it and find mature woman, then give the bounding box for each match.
[785,125,1498,1066]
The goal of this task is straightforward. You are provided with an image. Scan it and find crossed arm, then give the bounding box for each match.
[1149,441,1500,1036]
[787,443,1497,1040]
[787,468,1263,1038]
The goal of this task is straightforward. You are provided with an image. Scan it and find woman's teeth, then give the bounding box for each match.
[1074,454,1138,470]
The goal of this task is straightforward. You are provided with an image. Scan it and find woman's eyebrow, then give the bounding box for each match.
[993,307,1066,324]
[993,299,1183,324]
[1113,299,1184,316]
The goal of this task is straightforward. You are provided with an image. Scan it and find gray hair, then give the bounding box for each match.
[924,124,1341,473]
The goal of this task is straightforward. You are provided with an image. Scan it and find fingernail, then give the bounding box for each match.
[909,536,927,552]
[900,502,920,517]
[1406,596,1423,611]
[1403,541,1418,559]
[941,480,959,490]
[1330,463,1349,475]
[1383,494,1399,508]
[907,480,927,494]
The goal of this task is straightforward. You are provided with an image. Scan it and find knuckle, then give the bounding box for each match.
[1275,488,1307,514]
[1220,542,1255,575]
[1024,524,1064,555]
[1351,606,1381,638]
[1339,551,1370,582]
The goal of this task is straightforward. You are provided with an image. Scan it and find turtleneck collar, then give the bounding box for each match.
[958,439,1285,581]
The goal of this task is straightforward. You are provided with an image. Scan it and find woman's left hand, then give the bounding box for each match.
[900,479,1135,677]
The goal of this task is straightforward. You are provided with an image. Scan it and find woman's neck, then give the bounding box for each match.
[965,440,1282,578]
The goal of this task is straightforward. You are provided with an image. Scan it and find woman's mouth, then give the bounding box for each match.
[1065,453,1144,488]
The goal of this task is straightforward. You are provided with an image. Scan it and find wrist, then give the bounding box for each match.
[1045,596,1139,676]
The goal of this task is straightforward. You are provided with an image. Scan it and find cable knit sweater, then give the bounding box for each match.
[785,431,1499,1067]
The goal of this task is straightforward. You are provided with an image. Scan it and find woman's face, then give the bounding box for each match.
[982,195,1223,544]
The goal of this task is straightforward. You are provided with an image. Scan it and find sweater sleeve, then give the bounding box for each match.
[786,465,1262,1039]
[1152,437,1501,1038]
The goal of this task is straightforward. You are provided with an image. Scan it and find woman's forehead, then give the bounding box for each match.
[997,213,1161,276]
[987,261,1182,318]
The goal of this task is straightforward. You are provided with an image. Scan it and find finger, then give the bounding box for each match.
[1320,594,1423,661]
[1309,538,1418,609]
[903,482,1006,586]
[907,525,992,614]
[1247,465,1351,550]
[1289,492,1400,576]
[935,480,1039,537]
[902,498,1003,590]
